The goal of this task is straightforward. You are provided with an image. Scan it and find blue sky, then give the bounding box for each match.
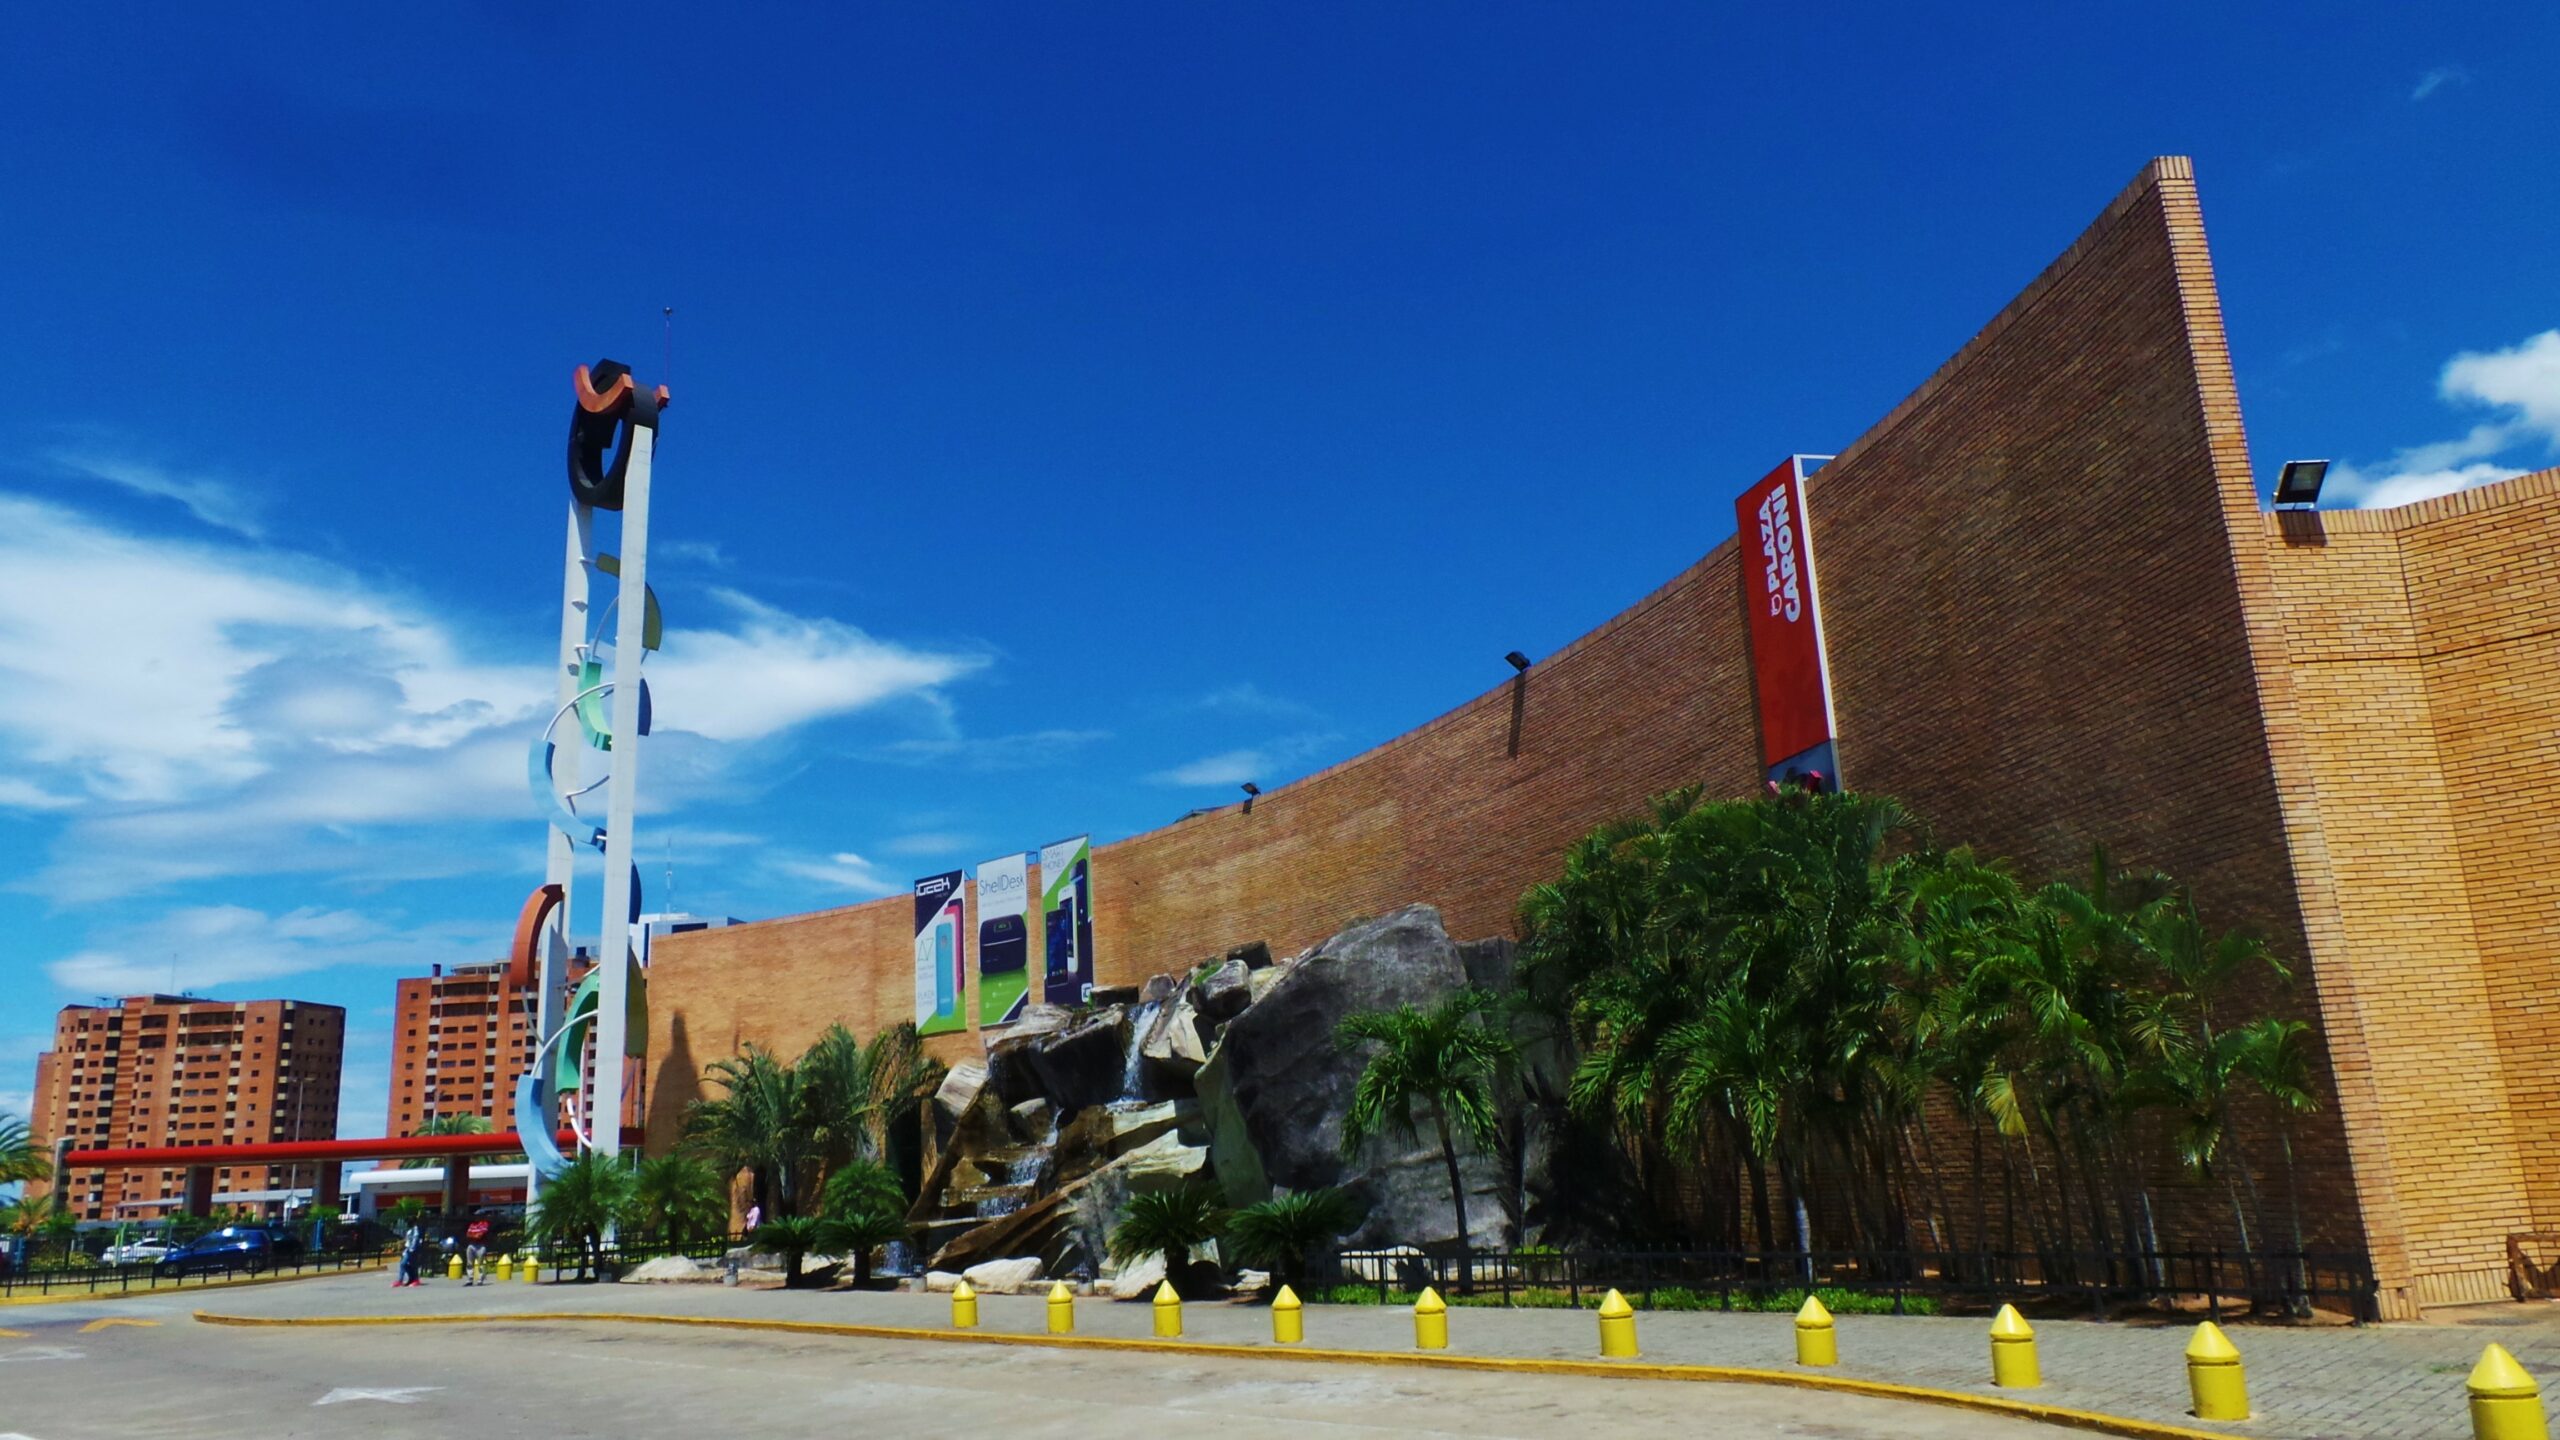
[3,4,2555,1141]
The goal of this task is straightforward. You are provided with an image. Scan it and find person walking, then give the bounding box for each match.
[463,1217,491,1285]
[396,1220,424,1287]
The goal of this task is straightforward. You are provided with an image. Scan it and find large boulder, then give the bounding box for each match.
[962,1256,1047,1294]
[985,1005,1077,1106]
[1192,958,1252,1024]
[934,1061,990,1123]
[1025,1006,1134,1114]
[1208,905,1511,1250]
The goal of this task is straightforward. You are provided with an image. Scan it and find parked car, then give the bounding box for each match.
[101,1238,175,1266]
[155,1227,282,1276]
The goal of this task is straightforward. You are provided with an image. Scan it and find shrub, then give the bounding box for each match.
[1109,1185,1230,1295]
[1225,1188,1364,1294]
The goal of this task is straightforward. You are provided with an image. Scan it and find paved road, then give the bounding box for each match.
[0,1303,2072,1440]
[7,1270,2554,1439]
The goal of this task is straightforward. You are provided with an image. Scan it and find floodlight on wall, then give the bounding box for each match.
[1505,651,1531,673]
[1240,781,1259,816]
[2274,459,2330,509]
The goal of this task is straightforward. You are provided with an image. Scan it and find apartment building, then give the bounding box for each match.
[29,995,345,1221]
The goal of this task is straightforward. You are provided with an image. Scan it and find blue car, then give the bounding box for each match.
[154,1227,285,1277]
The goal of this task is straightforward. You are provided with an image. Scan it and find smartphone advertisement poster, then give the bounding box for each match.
[1038,836,1094,1006]
[913,870,967,1036]
[975,853,1032,1027]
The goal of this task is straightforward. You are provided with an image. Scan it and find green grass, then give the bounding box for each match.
[1307,1283,1936,1316]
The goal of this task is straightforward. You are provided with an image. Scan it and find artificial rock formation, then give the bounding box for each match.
[914,904,1542,1279]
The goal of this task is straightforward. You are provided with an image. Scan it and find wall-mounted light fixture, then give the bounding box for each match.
[1240,781,1260,815]
[2274,459,2330,510]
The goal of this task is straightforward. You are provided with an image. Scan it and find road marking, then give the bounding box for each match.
[315,1386,441,1406]
[78,1318,158,1333]
[0,1347,84,1363]
[0,1328,28,1339]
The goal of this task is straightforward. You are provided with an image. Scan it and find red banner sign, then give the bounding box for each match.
[1737,457,1835,773]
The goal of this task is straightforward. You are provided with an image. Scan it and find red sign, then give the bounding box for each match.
[1736,458,1834,771]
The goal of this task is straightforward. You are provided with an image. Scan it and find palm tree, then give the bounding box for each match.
[1338,988,1511,1262]
[1109,1186,1230,1295]
[401,1112,495,1169]
[2232,1015,2321,1294]
[752,1215,825,1288]
[383,1196,429,1242]
[683,1045,810,1216]
[817,1159,912,1289]
[1225,1188,1364,1294]
[799,1023,943,1182]
[525,1150,638,1280]
[631,1154,729,1244]
[0,1116,47,1185]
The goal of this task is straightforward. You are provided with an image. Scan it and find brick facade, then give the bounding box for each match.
[28,995,344,1221]
[643,159,2555,1315]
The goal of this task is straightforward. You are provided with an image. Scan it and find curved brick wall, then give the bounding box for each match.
[647,159,2560,1315]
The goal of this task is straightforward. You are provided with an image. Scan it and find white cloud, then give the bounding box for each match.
[765,850,902,898]
[48,451,268,539]
[1148,748,1270,787]
[874,728,1110,771]
[2412,65,2471,101]
[881,832,974,857]
[0,777,80,812]
[654,539,730,568]
[43,903,498,996]
[0,493,990,902]
[1191,683,1322,722]
[2322,331,2560,509]
[0,1031,48,1126]
[1147,727,1343,788]
[334,1028,392,1139]
[650,588,987,742]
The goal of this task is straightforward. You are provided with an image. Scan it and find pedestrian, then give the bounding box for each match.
[464,1217,492,1285]
[396,1220,423,1287]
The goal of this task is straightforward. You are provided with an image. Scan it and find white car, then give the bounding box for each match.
[101,1239,175,1266]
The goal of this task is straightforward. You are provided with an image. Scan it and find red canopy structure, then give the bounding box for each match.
[58,1128,647,1217]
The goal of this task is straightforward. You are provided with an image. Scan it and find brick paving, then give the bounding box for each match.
[170,1270,2560,1438]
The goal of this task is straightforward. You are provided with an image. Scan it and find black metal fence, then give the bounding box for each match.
[1310,1246,2381,1323]
[0,1244,397,1300]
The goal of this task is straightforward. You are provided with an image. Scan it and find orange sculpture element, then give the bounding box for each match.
[508,883,565,989]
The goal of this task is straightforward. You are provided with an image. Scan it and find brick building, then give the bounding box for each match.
[387,961,540,1137]
[28,995,344,1221]
[637,158,2560,1317]
[385,921,727,1139]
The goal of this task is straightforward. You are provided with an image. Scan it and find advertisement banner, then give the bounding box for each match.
[912,870,966,1037]
[1737,456,1840,785]
[976,853,1032,1028]
[1038,836,1094,1006]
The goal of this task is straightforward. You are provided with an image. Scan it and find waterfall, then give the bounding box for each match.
[1120,998,1162,1100]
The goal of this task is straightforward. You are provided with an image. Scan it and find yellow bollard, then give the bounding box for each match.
[1989,1304,2040,1389]
[1153,1280,1183,1338]
[951,1279,979,1329]
[1414,1286,1449,1350]
[446,1252,463,1281]
[2185,1321,2249,1421]
[1597,1288,1638,1358]
[1795,1294,1838,1367]
[1048,1280,1076,1334]
[494,1253,513,1283]
[1272,1284,1304,1344]
[520,1251,539,1283]
[2470,1343,2550,1440]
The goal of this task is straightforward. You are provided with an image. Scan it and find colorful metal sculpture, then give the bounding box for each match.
[514,359,669,1191]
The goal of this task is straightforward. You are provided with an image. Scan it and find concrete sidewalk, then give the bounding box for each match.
[185,1270,2560,1439]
